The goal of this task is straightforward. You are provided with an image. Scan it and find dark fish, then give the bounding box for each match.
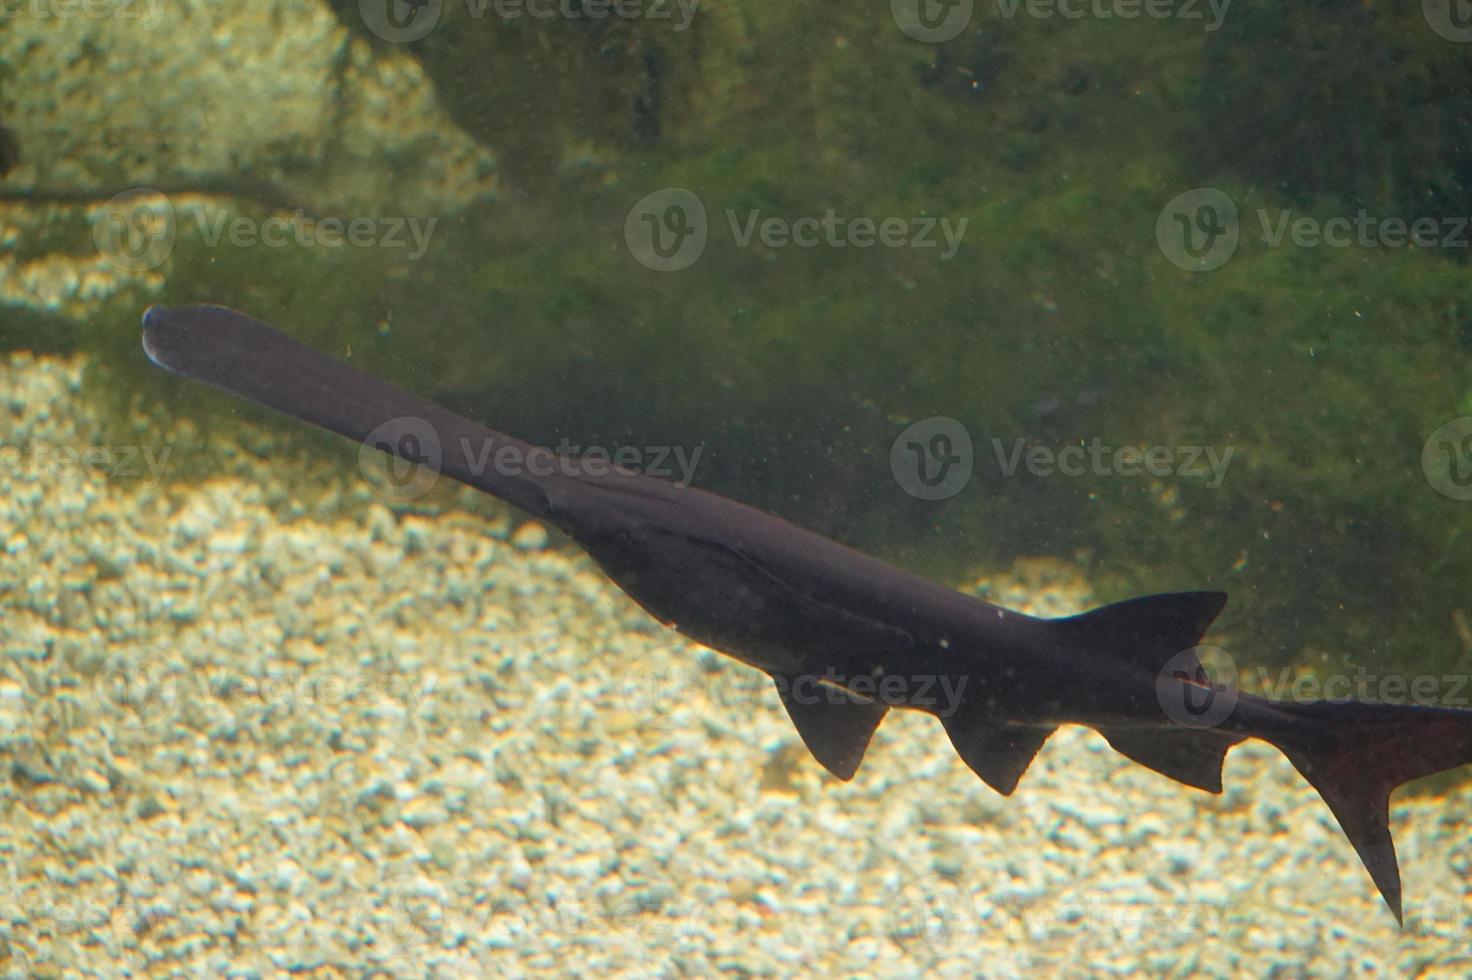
[142,304,1472,925]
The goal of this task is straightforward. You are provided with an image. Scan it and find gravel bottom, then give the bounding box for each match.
[1,352,1470,977]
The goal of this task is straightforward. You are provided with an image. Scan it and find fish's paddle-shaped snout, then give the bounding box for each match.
[140,304,561,519]
[143,304,260,381]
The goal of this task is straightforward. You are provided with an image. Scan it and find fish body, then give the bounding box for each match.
[142,304,1472,924]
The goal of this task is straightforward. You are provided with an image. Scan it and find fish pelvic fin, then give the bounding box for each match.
[939,706,1056,796]
[773,674,888,781]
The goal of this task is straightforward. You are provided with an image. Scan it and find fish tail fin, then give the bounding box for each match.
[1265,700,1472,926]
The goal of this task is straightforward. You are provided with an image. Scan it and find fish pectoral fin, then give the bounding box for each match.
[1095,724,1244,793]
[773,675,888,781]
[940,713,1055,796]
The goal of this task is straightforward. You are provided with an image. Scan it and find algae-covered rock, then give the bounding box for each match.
[1197,1,1472,230]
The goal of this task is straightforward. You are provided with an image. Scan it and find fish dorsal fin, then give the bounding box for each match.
[773,675,888,781]
[1052,591,1227,673]
[940,713,1055,796]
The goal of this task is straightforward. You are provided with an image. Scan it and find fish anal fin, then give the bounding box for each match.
[940,713,1054,796]
[1096,724,1244,793]
[773,675,888,781]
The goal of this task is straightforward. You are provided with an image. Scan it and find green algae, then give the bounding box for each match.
[40,4,1472,685]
